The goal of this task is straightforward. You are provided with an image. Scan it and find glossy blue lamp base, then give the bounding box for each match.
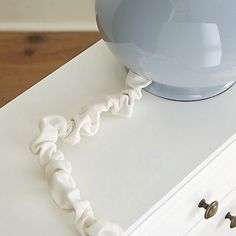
[144,81,235,102]
[96,0,236,102]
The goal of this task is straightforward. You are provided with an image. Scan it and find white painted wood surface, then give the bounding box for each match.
[130,135,236,235]
[1,40,236,235]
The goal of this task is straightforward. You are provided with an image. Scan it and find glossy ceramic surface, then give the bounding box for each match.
[96,0,236,101]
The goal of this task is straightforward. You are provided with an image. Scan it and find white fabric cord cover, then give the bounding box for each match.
[31,71,152,236]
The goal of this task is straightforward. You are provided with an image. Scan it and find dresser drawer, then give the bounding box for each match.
[129,136,236,235]
[187,188,236,235]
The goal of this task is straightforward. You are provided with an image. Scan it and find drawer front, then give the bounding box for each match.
[129,136,236,236]
[187,188,236,235]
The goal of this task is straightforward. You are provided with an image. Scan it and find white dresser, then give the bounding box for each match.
[1,41,236,236]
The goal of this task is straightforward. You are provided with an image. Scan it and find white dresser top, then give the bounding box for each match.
[1,41,236,235]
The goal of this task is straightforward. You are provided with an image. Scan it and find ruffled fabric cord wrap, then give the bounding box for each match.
[30,71,152,236]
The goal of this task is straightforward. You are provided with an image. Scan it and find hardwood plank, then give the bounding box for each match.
[0,32,101,107]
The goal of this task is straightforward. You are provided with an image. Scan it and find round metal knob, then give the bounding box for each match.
[198,199,219,219]
[225,212,236,229]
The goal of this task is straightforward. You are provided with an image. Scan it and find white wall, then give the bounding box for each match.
[0,0,97,31]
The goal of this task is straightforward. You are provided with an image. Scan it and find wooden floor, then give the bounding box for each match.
[0,32,101,107]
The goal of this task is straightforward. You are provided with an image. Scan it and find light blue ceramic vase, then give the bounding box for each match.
[96,0,236,101]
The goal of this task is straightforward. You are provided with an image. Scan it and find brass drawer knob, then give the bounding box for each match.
[198,199,219,219]
[225,212,236,229]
